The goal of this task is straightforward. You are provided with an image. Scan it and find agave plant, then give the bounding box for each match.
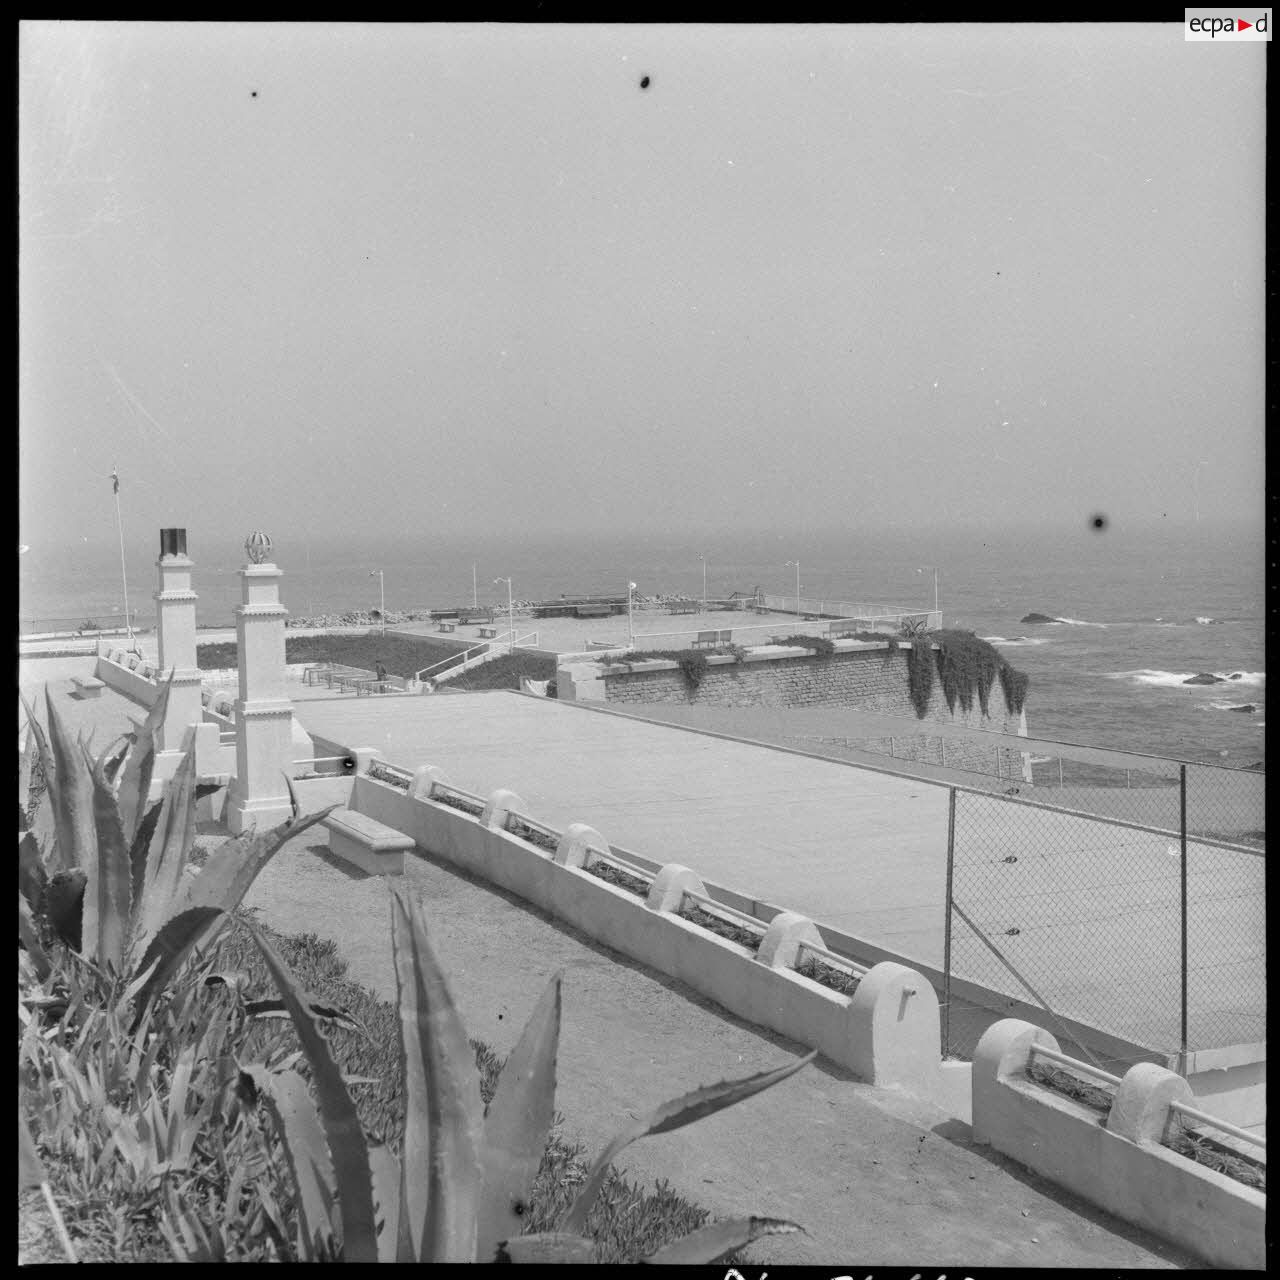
[235,883,814,1264]
[17,677,336,1018]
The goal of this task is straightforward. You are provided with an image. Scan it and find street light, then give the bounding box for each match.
[370,569,385,633]
[494,577,515,653]
[472,563,478,610]
[785,561,801,617]
[698,554,707,609]
[627,581,637,647]
[918,566,939,616]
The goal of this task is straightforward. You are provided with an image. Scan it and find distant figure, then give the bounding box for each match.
[375,660,387,684]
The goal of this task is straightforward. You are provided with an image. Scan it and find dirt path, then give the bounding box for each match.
[242,833,1196,1269]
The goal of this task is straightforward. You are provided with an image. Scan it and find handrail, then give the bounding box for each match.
[682,889,768,932]
[795,938,870,978]
[433,781,487,806]
[415,641,490,682]
[1028,1041,1122,1087]
[1168,1100,1267,1151]
[505,808,562,841]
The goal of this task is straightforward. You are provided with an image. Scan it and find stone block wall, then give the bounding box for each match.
[597,645,1029,778]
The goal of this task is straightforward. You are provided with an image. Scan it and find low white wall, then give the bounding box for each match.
[336,765,954,1105]
[972,1020,1264,1269]
[95,651,162,707]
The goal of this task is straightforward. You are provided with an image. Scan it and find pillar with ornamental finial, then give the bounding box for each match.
[151,528,219,779]
[225,531,309,833]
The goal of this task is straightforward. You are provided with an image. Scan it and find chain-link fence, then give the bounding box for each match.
[942,767,1265,1070]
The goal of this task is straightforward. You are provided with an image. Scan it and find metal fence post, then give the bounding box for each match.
[1180,763,1188,1061]
[943,786,956,1057]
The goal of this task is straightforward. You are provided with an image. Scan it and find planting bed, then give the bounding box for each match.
[434,792,484,817]
[197,631,472,678]
[678,903,762,951]
[367,762,410,791]
[583,860,649,897]
[507,817,560,853]
[794,955,861,997]
[1027,1060,1115,1114]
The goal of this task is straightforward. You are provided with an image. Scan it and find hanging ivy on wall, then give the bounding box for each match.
[907,637,935,717]
[907,629,1030,720]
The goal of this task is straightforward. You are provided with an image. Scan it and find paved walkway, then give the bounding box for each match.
[241,828,1194,1269]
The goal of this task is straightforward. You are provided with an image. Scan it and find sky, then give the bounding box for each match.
[19,22,1266,558]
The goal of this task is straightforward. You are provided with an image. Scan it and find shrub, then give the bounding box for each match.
[907,637,935,718]
[774,635,836,658]
[903,631,1029,721]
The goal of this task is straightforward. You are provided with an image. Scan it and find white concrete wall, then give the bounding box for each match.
[971,1020,1265,1269]
[332,766,955,1106]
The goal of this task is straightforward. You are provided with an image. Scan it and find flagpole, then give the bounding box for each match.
[110,467,134,645]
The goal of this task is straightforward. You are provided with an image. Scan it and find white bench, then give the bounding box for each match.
[321,808,414,876]
[70,675,105,699]
[691,629,732,649]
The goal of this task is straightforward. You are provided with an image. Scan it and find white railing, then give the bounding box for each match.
[681,889,769,935]
[415,642,491,682]
[1029,1041,1122,1087]
[505,808,562,844]
[795,938,870,979]
[1169,1100,1267,1152]
[588,847,655,882]
[1026,1042,1265,1152]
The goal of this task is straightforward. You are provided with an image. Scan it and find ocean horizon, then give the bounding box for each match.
[18,520,1265,768]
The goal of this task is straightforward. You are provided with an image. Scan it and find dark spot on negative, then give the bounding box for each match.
[1089,512,1108,532]
[251,91,258,98]
[640,75,651,89]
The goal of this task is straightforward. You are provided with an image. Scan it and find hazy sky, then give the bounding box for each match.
[19,22,1265,554]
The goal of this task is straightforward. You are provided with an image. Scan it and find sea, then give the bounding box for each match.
[18,522,1265,769]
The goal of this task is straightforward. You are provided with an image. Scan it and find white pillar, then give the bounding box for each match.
[153,529,204,752]
[226,532,298,834]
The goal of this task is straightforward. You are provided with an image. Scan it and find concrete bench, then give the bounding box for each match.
[574,603,613,618]
[827,621,864,638]
[691,629,732,649]
[437,621,456,632]
[478,625,498,638]
[70,675,105,699]
[321,808,414,876]
[669,600,698,615]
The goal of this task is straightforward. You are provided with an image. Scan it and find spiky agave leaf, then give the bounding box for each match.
[162,802,339,937]
[18,830,47,913]
[367,1143,401,1263]
[475,972,562,1263]
[240,1064,338,1260]
[558,1050,818,1235]
[389,882,484,1262]
[127,906,225,1018]
[130,747,199,961]
[18,716,38,830]
[127,801,164,928]
[116,676,171,844]
[642,1215,803,1264]
[244,919,379,1262]
[42,688,96,875]
[82,742,133,972]
[494,1233,596,1263]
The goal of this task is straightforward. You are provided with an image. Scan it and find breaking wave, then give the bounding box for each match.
[1107,669,1266,689]
[980,635,1052,647]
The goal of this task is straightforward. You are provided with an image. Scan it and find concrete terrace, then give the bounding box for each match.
[290,689,1264,1056]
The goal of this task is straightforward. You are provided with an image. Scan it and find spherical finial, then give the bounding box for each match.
[244,530,273,564]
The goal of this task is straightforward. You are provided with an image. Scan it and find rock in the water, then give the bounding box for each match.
[1227,704,1257,714]
[1229,672,1244,680]
[1020,612,1059,624]
[1183,672,1224,685]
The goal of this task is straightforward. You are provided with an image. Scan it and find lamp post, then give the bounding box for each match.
[786,560,801,617]
[109,467,134,643]
[370,569,385,633]
[628,581,637,648]
[494,577,514,653]
[699,554,707,609]
[472,563,478,610]
[918,566,939,616]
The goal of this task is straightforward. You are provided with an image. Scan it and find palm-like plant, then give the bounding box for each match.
[18,676,335,1017]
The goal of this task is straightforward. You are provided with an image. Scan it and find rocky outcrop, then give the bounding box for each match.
[1183,673,1223,685]
[1020,613,1059,624]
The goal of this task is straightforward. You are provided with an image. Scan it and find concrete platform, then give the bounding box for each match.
[291,691,1264,1057]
